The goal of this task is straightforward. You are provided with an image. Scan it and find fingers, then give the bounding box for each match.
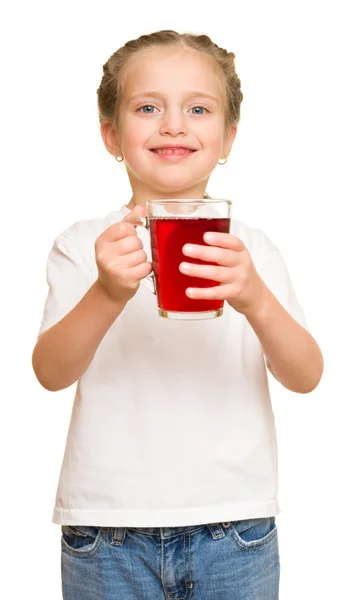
[186,285,228,301]
[116,234,143,256]
[96,206,147,244]
[182,244,238,267]
[95,205,151,303]
[96,232,143,263]
[179,262,234,283]
[128,260,153,281]
[96,220,138,245]
[129,204,147,218]
[123,204,147,227]
[121,248,148,269]
[203,232,245,252]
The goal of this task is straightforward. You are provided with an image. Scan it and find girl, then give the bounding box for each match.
[32,30,323,600]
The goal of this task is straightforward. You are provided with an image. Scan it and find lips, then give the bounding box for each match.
[154,148,194,154]
[149,147,197,159]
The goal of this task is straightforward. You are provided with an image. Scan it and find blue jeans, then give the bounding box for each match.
[61,517,280,599]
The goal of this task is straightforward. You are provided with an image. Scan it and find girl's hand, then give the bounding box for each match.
[179,231,268,316]
[95,205,152,303]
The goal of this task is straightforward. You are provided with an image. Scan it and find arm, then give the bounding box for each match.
[32,281,125,392]
[244,284,324,393]
[180,231,324,394]
[33,206,151,392]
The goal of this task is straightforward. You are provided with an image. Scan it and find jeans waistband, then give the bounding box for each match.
[115,522,226,540]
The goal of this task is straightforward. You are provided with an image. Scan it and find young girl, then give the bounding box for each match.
[32,30,323,600]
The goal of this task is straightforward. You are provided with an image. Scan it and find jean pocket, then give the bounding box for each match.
[228,517,277,550]
[61,525,102,555]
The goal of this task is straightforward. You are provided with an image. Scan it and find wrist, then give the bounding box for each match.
[242,280,273,324]
[93,280,127,315]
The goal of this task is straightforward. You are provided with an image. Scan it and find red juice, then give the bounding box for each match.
[149,217,230,313]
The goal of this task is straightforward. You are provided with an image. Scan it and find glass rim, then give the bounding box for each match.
[146,199,232,206]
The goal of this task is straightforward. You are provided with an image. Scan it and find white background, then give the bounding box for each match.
[1,0,348,598]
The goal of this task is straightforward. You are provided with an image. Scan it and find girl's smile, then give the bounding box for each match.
[148,145,198,160]
[101,46,236,203]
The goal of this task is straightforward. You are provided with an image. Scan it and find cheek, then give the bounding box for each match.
[122,118,151,151]
[198,120,225,150]
[122,131,140,151]
[203,136,224,160]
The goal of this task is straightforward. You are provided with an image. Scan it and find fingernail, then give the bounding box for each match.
[180,262,190,272]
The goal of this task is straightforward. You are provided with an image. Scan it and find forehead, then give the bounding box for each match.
[120,46,224,101]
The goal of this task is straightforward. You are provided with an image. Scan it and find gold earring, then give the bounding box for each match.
[218,157,227,165]
[115,155,124,163]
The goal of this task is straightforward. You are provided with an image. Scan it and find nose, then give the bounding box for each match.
[159,109,188,137]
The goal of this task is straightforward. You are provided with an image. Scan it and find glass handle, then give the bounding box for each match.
[141,272,156,295]
[136,217,156,295]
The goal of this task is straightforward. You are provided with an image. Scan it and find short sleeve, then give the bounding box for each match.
[254,230,308,330]
[38,233,92,337]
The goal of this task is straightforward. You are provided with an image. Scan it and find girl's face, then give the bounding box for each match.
[102,46,237,202]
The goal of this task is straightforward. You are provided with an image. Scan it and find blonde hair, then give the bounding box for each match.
[97,30,243,130]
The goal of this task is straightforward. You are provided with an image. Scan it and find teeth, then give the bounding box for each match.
[153,148,193,155]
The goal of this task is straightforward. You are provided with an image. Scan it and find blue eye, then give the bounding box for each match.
[190,106,207,115]
[140,105,157,113]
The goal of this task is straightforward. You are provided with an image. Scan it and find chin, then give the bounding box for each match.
[153,175,206,193]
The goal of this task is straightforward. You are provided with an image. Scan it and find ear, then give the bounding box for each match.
[222,125,238,159]
[100,121,122,157]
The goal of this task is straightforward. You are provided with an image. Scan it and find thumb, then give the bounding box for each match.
[123,204,147,226]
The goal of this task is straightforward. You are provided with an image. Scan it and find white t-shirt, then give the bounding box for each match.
[38,204,307,527]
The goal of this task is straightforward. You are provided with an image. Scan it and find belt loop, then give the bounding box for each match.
[111,527,127,545]
[206,523,225,540]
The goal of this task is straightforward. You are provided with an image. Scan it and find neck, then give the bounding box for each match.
[127,183,209,211]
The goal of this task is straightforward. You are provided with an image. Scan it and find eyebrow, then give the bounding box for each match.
[129,91,219,104]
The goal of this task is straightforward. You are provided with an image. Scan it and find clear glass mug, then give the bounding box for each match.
[140,199,232,320]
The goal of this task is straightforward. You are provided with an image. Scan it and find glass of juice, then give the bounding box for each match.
[144,199,232,320]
